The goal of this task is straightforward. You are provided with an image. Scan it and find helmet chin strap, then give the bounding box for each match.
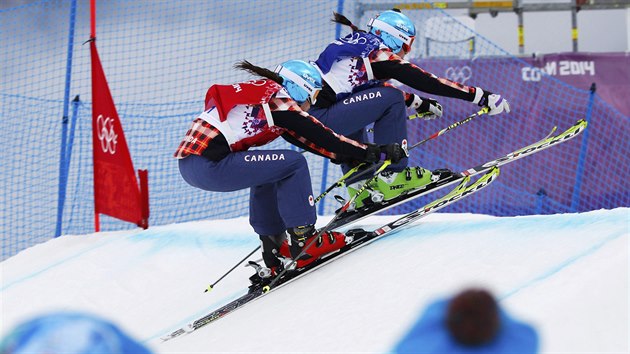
[300,100,311,111]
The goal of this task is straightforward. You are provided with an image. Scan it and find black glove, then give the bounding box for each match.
[365,143,408,164]
[407,94,443,120]
[380,143,408,163]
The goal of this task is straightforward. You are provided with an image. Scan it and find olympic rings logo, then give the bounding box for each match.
[340,32,367,45]
[96,114,118,154]
[445,66,472,84]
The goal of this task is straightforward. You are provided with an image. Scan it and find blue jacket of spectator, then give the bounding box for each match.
[394,299,539,354]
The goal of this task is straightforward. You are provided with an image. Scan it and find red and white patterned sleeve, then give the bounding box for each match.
[268,96,370,162]
[368,48,477,101]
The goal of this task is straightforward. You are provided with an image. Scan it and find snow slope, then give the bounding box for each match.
[1,209,628,353]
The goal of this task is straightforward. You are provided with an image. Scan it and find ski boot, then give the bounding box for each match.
[278,224,353,268]
[347,167,453,209]
[247,234,286,292]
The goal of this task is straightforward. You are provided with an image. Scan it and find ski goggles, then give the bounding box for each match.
[368,18,416,53]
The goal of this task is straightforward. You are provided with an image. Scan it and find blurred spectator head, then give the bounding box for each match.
[446,288,500,345]
[0,312,152,354]
[394,287,538,354]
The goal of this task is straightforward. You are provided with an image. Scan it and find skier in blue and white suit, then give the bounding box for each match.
[308,9,511,208]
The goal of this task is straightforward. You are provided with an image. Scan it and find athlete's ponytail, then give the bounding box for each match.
[331,12,365,33]
[234,60,283,85]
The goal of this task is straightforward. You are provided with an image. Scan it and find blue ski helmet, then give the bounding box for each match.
[0,312,152,354]
[367,10,416,53]
[274,60,322,104]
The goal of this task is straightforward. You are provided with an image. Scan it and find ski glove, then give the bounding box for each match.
[407,94,443,120]
[474,88,511,116]
[365,143,408,164]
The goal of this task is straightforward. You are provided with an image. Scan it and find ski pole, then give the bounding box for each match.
[204,245,261,293]
[408,111,435,120]
[313,163,366,203]
[313,158,399,204]
[409,107,490,150]
[264,160,392,292]
[314,108,490,200]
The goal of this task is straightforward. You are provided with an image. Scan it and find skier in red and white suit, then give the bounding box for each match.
[175,60,405,284]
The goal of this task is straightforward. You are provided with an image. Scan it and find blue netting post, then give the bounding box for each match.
[317,160,330,216]
[335,0,345,38]
[55,0,78,238]
[317,0,345,216]
[66,96,80,167]
[570,83,596,212]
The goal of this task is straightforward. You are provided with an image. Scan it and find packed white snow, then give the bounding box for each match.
[1,208,628,353]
